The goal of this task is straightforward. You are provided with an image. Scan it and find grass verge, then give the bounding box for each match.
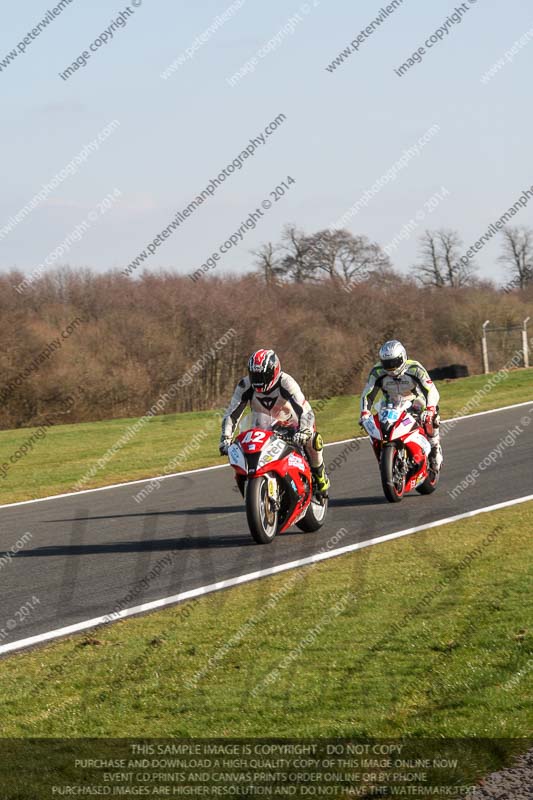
[0,369,531,505]
[2,501,531,738]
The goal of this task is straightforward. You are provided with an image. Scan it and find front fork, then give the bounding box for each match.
[266,474,280,512]
[378,442,409,477]
[238,472,281,511]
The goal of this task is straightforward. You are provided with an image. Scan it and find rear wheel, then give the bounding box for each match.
[246,475,279,544]
[416,468,440,494]
[296,495,328,532]
[380,446,405,503]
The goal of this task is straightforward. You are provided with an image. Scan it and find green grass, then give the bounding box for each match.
[0,368,531,505]
[2,502,532,739]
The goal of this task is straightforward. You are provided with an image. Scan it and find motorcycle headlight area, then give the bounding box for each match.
[257,437,286,469]
[380,408,401,423]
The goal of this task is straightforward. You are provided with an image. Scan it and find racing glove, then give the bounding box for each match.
[219,436,232,456]
[293,428,312,447]
[421,406,436,425]
[359,411,371,427]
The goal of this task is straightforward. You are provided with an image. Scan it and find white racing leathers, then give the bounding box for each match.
[221,372,323,468]
[360,360,442,459]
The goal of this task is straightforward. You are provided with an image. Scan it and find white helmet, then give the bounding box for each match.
[379,340,407,376]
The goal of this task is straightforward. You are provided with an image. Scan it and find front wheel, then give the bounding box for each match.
[380,446,405,503]
[246,475,279,544]
[296,495,328,532]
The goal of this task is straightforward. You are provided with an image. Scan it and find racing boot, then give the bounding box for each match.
[429,439,443,472]
[312,464,330,496]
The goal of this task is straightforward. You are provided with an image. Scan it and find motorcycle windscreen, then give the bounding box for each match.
[379,406,402,425]
[238,411,277,433]
[237,412,278,456]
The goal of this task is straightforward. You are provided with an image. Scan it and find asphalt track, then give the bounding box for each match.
[0,402,532,655]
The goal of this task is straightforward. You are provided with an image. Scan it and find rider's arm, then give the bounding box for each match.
[410,363,440,408]
[279,374,315,430]
[360,365,383,414]
[221,378,253,438]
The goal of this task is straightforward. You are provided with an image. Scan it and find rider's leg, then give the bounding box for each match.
[428,408,443,470]
[305,432,330,495]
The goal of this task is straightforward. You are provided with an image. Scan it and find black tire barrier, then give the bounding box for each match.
[429,364,469,381]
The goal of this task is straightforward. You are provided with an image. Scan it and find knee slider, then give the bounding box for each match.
[312,432,324,451]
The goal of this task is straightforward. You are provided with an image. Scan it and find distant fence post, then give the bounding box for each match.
[482,320,490,374]
[523,317,531,369]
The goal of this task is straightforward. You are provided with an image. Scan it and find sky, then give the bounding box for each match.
[1,0,532,285]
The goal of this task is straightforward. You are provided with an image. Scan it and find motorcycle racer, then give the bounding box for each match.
[219,349,330,495]
[359,340,443,470]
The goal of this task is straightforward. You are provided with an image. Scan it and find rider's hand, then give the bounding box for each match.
[219,437,232,456]
[411,399,424,415]
[359,411,371,427]
[421,406,436,425]
[293,428,312,447]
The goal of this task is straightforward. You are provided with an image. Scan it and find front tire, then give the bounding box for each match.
[296,495,328,532]
[246,475,279,544]
[380,446,405,503]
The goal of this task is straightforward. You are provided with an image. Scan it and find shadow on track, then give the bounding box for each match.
[43,505,244,524]
[328,495,388,508]
[0,533,255,559]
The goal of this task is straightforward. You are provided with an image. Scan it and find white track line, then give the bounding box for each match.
[1,492,532,657]
[1,400,531,511]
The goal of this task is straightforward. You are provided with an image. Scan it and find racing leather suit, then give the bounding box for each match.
[360,360,441,460]
[221,372,324,470]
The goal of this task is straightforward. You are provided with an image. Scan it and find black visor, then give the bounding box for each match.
[381,356,404,371]
[249,366,273,389]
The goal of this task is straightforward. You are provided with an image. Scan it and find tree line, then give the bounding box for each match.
[253,224,533,290]
[1,236,531,430]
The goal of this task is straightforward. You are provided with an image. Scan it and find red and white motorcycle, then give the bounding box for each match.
[361,399,440,503]
[227,413,328,544]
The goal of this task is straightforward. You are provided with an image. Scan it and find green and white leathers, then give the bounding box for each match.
[360,359,440,413]
[360,339,443,470]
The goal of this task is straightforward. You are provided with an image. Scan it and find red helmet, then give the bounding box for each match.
[248,349,281,393]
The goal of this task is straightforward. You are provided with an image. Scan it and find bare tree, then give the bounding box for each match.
[305,228,391,286]
[252,242,283,285]
[414,230,445,287]
[498,226,533,290]
[437,230,472,287]
[258,225,389,286]
[414,229,474,287]
[277,225,317,283]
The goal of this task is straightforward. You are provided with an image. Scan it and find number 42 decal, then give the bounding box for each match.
[242,430,267,444]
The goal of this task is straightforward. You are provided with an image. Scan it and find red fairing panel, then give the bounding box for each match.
[238,428,274,454]
[234,429,313,534]
[255,450,311,533]
[403,434,426,464]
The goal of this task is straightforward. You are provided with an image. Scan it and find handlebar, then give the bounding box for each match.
[273,426,296,441]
